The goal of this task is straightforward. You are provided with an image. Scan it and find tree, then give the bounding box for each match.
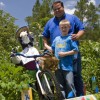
[74,0,100,41]
[0,10,35,100]
[0,10,18,52]
[25,0,41,27]
[32,0,41,22]
[85,2,100,41]
[80,40,100,93]
[25,0,54,49]
[74,0,88,22]
[39,0,53,19]
[25,16,33,26]
[25,0,54,26]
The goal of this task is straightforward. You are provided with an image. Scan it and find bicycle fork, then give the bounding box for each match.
[36,70,53,96]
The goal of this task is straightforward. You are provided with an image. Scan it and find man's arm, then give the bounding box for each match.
[43,37,53,53]
[71,30,85,40]
[43,37,50,49]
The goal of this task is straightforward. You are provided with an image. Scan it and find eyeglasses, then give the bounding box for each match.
[53,7,62,11]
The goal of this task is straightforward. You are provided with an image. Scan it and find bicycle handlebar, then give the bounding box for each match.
[13,50,51,59]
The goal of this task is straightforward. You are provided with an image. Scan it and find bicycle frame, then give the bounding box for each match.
[15,51,53,97]
[35,62,53,95]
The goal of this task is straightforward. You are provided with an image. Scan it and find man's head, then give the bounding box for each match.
[59,19,71,36]
[52,1,65,18]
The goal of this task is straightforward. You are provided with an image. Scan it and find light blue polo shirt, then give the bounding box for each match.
[51,35,78,71]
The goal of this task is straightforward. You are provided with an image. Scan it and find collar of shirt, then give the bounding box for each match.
[54,13,66,21]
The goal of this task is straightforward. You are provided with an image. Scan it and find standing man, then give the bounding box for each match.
[42,1,85,96]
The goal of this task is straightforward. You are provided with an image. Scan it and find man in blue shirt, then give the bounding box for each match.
[42,1,85,96]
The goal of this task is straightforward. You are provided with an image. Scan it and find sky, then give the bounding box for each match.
[0,0,99,27]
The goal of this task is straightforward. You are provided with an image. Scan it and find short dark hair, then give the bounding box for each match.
[52,1,64,9]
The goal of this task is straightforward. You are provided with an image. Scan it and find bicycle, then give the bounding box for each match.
[11,50,63,100]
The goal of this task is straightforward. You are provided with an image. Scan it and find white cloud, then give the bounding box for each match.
[63,0,79,14]
[64,0,78,9]
[88,0,96,5]
[65,8,75,14]
[0,2,5,9]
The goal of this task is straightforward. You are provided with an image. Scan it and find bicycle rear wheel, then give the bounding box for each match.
[37,69,63,100]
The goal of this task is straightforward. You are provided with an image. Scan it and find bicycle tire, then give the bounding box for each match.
[37,69,63,100]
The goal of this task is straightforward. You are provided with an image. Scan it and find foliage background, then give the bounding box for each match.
[0,0,100,99]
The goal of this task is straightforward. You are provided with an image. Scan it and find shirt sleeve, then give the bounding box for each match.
[73,15,85,33]
[70,39,79,52]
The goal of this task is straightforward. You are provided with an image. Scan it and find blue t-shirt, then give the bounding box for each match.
[52,35,78,71]
[42,13,84,45]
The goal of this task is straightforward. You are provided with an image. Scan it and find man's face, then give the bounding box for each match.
[52,3,64,18]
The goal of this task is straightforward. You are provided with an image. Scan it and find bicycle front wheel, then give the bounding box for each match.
[37,69,63,100]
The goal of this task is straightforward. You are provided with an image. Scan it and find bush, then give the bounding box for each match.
[0,52,36,99]
[0,40,100,99]
[80,40,100,93]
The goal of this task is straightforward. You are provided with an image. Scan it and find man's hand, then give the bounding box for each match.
[71,34,79,40]
[71,30,85,40]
